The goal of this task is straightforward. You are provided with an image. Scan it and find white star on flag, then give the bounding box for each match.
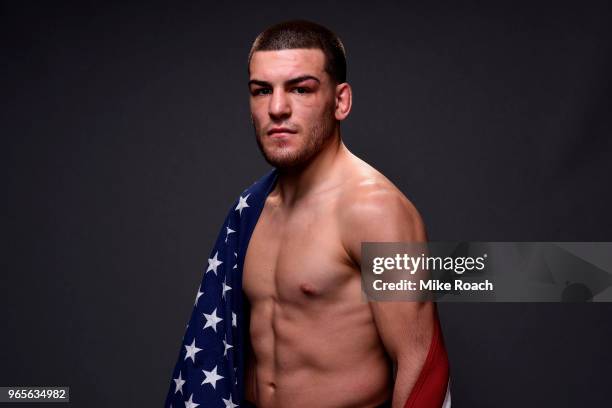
[206,251,223,275]
[173,371,185,394]
[184,339,202,363]
[223,394,239,408]
[222,278,232,299]
[235,194,250,215]
[184,394,199,408]
[223,335,233,357]
[194,288,203,306]
[232,312,237,328]
[225,226,235,243]
[201,365,224,389]
[203,307,223,332]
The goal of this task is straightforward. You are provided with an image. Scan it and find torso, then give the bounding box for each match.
[243,161,395,408]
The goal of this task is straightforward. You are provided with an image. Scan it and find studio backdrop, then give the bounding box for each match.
[2,2,611,407]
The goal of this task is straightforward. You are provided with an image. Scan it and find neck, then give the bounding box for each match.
[275,133,347,206]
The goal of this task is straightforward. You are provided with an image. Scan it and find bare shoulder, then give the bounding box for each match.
[337,156,427,263]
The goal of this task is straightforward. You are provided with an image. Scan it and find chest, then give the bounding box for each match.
[243,201,355,303]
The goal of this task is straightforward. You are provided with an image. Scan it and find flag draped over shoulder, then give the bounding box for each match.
[164,169,278,408]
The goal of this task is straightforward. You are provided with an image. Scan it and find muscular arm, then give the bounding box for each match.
[340,184,434,408]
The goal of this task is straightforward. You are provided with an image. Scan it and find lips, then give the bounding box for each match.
[268,127,297,136]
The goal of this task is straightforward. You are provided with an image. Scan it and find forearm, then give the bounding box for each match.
[391,343,431,408]
[368,296,437,407]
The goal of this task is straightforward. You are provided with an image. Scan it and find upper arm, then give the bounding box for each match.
[339,183,433,362]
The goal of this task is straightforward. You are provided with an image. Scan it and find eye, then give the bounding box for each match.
[293,87,310,94]
[253,88,271,96]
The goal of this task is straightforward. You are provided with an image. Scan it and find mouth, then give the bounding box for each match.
[269,132,296,139]
[268,128,297,138]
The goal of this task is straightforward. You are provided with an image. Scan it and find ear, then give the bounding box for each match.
[334,82,352,121]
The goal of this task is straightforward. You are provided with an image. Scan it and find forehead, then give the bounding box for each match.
[249,48,326,81]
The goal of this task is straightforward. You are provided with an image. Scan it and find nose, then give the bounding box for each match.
[268,88,291,120]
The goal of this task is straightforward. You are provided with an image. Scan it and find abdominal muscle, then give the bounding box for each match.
[245,293,393,408]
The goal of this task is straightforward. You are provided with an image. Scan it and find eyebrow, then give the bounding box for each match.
[248,75,321,87]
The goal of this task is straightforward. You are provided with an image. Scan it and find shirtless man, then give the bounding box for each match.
[242,20,447,408]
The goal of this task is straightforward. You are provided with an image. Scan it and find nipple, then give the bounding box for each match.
[299,282,318,296]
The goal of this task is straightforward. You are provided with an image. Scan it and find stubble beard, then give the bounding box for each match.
[253,102,337,170]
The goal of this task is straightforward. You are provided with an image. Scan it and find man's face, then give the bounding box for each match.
[248,48,337,169]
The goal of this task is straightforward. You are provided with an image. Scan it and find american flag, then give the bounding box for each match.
[164,169,278,408]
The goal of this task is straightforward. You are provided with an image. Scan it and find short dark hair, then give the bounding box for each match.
[248,20,347,84]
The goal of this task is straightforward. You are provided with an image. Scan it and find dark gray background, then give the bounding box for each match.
[2,1,611,407]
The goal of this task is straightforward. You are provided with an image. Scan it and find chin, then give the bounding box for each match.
[263,155,298,168]
[256,134,311,168]
[261,148,301,168]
